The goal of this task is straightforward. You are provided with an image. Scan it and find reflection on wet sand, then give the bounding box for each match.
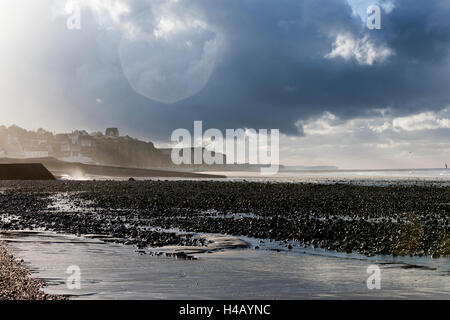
[1,231,449,300]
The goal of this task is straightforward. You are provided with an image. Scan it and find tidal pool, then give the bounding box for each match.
[1,230,449,300]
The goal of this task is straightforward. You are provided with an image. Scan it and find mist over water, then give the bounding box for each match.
[200,169,450,186]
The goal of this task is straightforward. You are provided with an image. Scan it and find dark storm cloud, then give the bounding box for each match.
[50,0,450,140]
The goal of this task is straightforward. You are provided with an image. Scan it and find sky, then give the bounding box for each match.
[0,0,449,169]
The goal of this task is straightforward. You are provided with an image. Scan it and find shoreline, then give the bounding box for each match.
[4,230,449,300]
[0,157,226,179]
[0,242,66,300]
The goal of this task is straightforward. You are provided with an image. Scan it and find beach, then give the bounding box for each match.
[0,179,449,299]
[0,242,65,300]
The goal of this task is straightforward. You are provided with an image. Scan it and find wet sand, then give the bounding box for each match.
[2,231,449,299]
[0,180,448,257]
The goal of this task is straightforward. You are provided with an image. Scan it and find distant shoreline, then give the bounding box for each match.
[0,157,226,179]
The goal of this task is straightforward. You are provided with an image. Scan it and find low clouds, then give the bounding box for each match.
[325,33,393,65]
[393,110,450,132]
[285,108,450,168]
[298,108,450,136]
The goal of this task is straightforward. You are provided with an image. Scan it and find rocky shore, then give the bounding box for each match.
[0,242,66,300]
[0,180,449,260]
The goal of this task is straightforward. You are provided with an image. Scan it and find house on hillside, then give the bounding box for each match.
[105,128,119,138]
